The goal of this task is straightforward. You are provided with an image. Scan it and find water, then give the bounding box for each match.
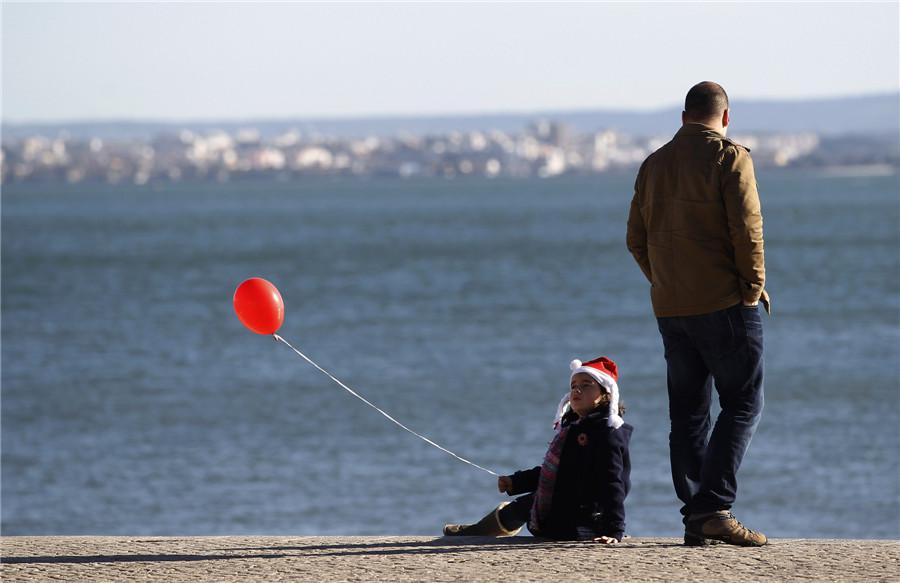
[2,171,899,538]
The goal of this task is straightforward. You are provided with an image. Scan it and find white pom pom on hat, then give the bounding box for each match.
[569,356,624,429]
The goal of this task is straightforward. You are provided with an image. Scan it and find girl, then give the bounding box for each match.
[443,357,632,543]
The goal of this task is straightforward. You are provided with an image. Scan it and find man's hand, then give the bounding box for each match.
[593,536,618,544]
[497,476,513,494]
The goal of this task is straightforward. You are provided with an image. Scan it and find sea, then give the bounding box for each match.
[2,170,898,538]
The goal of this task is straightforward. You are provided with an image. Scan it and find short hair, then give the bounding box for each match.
[684,82,729,120]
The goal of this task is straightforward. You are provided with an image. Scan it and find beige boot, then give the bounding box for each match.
[443,502,523,537]
[685,511,768,547]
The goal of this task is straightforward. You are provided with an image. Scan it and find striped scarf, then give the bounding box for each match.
[529,425,570,534]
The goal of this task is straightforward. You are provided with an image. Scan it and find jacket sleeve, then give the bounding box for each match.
[720,146,766,307]
[592,430,630,541]
[508,466,541,495]
[626,165,652,283]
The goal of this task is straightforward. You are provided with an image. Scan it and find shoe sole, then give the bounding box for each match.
[684,532,724,546]
[685,531,767,547]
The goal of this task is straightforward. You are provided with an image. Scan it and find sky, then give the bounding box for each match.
[2,2,898,122]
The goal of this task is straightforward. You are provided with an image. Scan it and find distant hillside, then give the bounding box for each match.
[3,93,897,141]
[542,93,899,136]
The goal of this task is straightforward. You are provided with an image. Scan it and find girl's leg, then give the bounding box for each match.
[497,493,534,531]
[443,495,531,536]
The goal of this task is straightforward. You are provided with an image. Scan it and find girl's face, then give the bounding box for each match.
[569,373,605,417]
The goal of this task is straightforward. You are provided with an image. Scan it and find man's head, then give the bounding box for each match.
[682,81,730,134]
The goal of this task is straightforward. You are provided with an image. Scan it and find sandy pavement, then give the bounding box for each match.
[2,536,898,582]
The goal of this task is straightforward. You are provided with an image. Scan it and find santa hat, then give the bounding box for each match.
[570,357,624,429]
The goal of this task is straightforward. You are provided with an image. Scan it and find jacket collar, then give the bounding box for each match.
[562,408,609,428]
[675,122,725,139]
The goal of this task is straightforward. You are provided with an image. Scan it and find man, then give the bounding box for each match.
[626,81,769,547]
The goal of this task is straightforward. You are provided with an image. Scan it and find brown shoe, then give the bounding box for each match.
[685,511,768,547]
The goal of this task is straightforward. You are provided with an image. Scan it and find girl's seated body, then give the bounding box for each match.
[444,356,633,543]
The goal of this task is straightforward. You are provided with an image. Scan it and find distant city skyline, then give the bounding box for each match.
[2,2,898,123]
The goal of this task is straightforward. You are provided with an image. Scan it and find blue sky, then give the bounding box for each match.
[2,2,898,122]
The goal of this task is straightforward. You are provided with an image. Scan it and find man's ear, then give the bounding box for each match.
[682,111,688,125]
[722,109,730,128]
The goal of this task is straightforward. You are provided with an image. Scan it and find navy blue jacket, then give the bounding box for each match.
[508,410,633,541]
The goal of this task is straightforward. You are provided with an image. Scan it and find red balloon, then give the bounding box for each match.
[234,277,284,335]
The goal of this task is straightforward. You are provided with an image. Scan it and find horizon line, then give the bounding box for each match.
[3,90,897,127]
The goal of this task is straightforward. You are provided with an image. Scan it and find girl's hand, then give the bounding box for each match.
[593,536,618,544]
[497,475,513,494]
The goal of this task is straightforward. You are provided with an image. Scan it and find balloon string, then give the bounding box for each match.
[272,333,499,477]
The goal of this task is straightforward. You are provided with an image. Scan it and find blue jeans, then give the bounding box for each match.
[656,303,764,517]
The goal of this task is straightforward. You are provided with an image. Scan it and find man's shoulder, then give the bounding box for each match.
[721,136,752,154]
[687,133,753,162]
[639,140,671,172]
[718,137,756,171]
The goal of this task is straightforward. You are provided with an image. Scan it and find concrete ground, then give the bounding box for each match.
[2,536,898,582]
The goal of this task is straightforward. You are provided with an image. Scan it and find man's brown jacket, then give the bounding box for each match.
[626,123,770,318]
